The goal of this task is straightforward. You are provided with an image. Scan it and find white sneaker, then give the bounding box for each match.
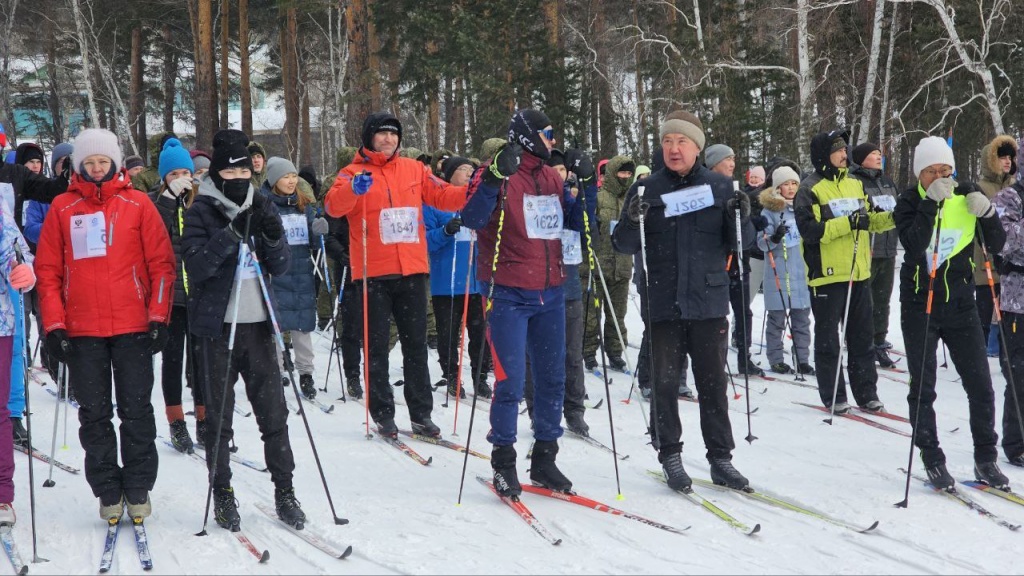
[862,400,885,413]
[0,503,14,526]
[831,402,852,415]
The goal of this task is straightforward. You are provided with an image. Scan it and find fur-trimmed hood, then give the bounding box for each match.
[759,186,789,213]
[981,134,1018,183]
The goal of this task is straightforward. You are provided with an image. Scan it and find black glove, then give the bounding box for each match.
[443,216,463,236]
[484,144,523,185]
[148,321,169,354]
[60,159,71,182]
[46,329,72,362]
[625,194,650,228]
[564,149,596,183]
[751,214,769,232]
[769,222,789,244]
[230,208,259,239]
[261,210,285,243]
[849,209,870,231]
[726,192,750,220]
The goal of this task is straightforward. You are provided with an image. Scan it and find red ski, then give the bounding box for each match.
[477,477,561,545]
[520,484,688,535]
[793,402,911,437]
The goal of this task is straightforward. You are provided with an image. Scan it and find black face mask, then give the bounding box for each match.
[219,178,250,206]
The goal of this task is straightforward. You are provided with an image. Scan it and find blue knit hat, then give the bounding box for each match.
[159,138,194,180]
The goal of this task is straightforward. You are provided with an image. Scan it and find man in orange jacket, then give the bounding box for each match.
[324,112,467,437]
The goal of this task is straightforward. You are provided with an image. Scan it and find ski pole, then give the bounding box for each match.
[321,265,347,395]
[247,237,348,525]
[781,239,805,381]
[443,224,460,408]
[197,212,252,536]
[361,210,372,439]
[14,245,47,562]
[765,230,801,378]
[458,180,509,505]
[824,209,866,425]
[42,362,65,488]
[635,184,661,452]
[896,200,945,508]
[976,224,1024,461]
[620,295,652,433]
[451,239,475,435]
[732,183,756,443]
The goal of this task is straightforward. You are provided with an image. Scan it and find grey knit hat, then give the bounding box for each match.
[266,156,298,189]
[704,144,735,170]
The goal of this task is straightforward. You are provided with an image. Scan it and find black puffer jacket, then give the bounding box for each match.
[149,186,191,308]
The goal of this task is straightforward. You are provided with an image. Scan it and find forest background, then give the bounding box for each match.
[0,0,1020,189]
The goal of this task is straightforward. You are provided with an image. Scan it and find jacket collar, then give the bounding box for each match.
[356,146,396,167]
[70,170,131,205]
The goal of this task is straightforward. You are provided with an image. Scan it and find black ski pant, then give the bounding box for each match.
[199,322,295,490]
[432,294,486,386]
[810,281,879,407]
[68,333,158,499]
[637,325,687,390]
[999,311,1024,459]
[976,284,1001,348]
[870,257,895,346]
[729,272,753,353]
[340,281,362,381]
[525,298,586,419]
[360,273,433,424]
[902,294,998,467]
[649,317,734,461]
[160,306,205,412]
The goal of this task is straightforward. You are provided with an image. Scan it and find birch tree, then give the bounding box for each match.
[856,0,886,144]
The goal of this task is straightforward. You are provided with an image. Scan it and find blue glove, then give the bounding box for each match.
[353,172,373,195]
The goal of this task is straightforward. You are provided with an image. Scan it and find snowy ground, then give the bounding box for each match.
[7,267,1023,575]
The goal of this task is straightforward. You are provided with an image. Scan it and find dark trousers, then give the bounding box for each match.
[810,281,879,407]
[432,294,486,385]
[360,274,433,424]
[160,306,204,410]
[199,322,295,490]
[69,333,158,498]
[1000,311,1024,459]
[525,298,586,418]
[870,257,895,346]
[649,318,734,460]
[903,295,998,466]
[729,272,753,352]
[340,281,362,381]
[976,284,1000,341]
[638,325,688,389]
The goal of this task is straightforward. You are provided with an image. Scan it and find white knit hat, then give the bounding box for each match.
[72,129,123,173]
[913,136,955,178]
[771,166,801,189]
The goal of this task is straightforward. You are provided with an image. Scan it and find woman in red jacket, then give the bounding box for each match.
[35,129,176,523]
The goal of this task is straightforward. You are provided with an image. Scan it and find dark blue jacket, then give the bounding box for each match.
[424,205,480,297]
[263,185,318,332]
[612,164,745,322]
[23,200,49,248]
[182,192,291,338]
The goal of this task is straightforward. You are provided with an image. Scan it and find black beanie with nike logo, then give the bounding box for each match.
[210,129,255,186]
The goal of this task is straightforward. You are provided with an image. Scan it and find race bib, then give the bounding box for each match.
[663,185,714,217]
[454,226,476,243]
[238,244,258,280]
[828,198,862,217]
[281,214,309,246]
[784,222,801,247]
[870,196,896,212]
[927,229,963,274]
[379,207,419,244]
[524,195,563,240]
[69,211,108,260]
[561,229,583,265]
[0,183,13,215]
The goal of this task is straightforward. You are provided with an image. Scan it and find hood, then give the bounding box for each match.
[197,174,254,220]
[354,146,397,168]
[430,148,454,176]
[247,141,268,173]
[478,138,506,162]
[67,169,134,205]
[810,130,849,180]
[51,142,74,174]
[15,142,45,168]
[981,134,1018,183]
[360,112,402,153]
[601,155,635,198]
[759,187,789,213]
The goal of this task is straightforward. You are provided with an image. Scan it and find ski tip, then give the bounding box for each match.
[425,457,434,466]
[259,550,270,563]
[339,545,353,559]
[552,538,563,546]
[861,520,880,533]
[748,523,762,536]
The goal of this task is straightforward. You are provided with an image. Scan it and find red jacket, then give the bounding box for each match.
[324,147,466,280]
[36,170,176,337]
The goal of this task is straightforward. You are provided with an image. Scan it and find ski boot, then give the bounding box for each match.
[640,386,652,401]
[124,489,152,520]
[195,419,208,448]
[346,377,363,400]
[737,355,765,377]
[677,384,695,399]
[213,486,241,531]
[770,362,793,375]
[878,340,893,350]
[797,363,816,376]
[474,377,492,399]
[659,451,692,492]
[299,374,316,400]
[274,487,307,530]
[447,379,466,399]
[564,412,589,437]
[975,460,1011,490]
[608,355,627,372]
[98,491,124,522]
[411,417,441,438]
[875,346,896,369]
[709,457,750,491]
[169,419,195,454]
[375,418,398,438]
[584,356,598,372]
[861,400,885,413]
[492,445,522,498]
[529,440,573,493]
[11,418,27,449]
[925,463,955,490]
[827,401,851,415]
[1008,453,1024,468]
[0,504,15,526]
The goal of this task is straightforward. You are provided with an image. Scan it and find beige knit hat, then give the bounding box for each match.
[660,111,706,151]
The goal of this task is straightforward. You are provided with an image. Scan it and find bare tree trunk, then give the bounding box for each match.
[45,15,65,143]
[0,0,19,142]
[856,0,886,144]
[327,1,348,148]
[220,0,230,128]
[69,0,100,128]
[795,0,813,168]
[281,6,299,160]
[427,81,440,152]
[195,0,216,149]
[130,26,145,154]
[300,84,311,168]
[593,1,617,158]
[162,25,177,133]
[238,0,251,136]
[878,3,898,152]
[443,76,455,152]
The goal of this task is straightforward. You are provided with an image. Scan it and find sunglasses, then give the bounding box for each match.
[540,128,554,140]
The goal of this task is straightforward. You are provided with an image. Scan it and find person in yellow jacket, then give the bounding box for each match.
[794,129,894,413]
